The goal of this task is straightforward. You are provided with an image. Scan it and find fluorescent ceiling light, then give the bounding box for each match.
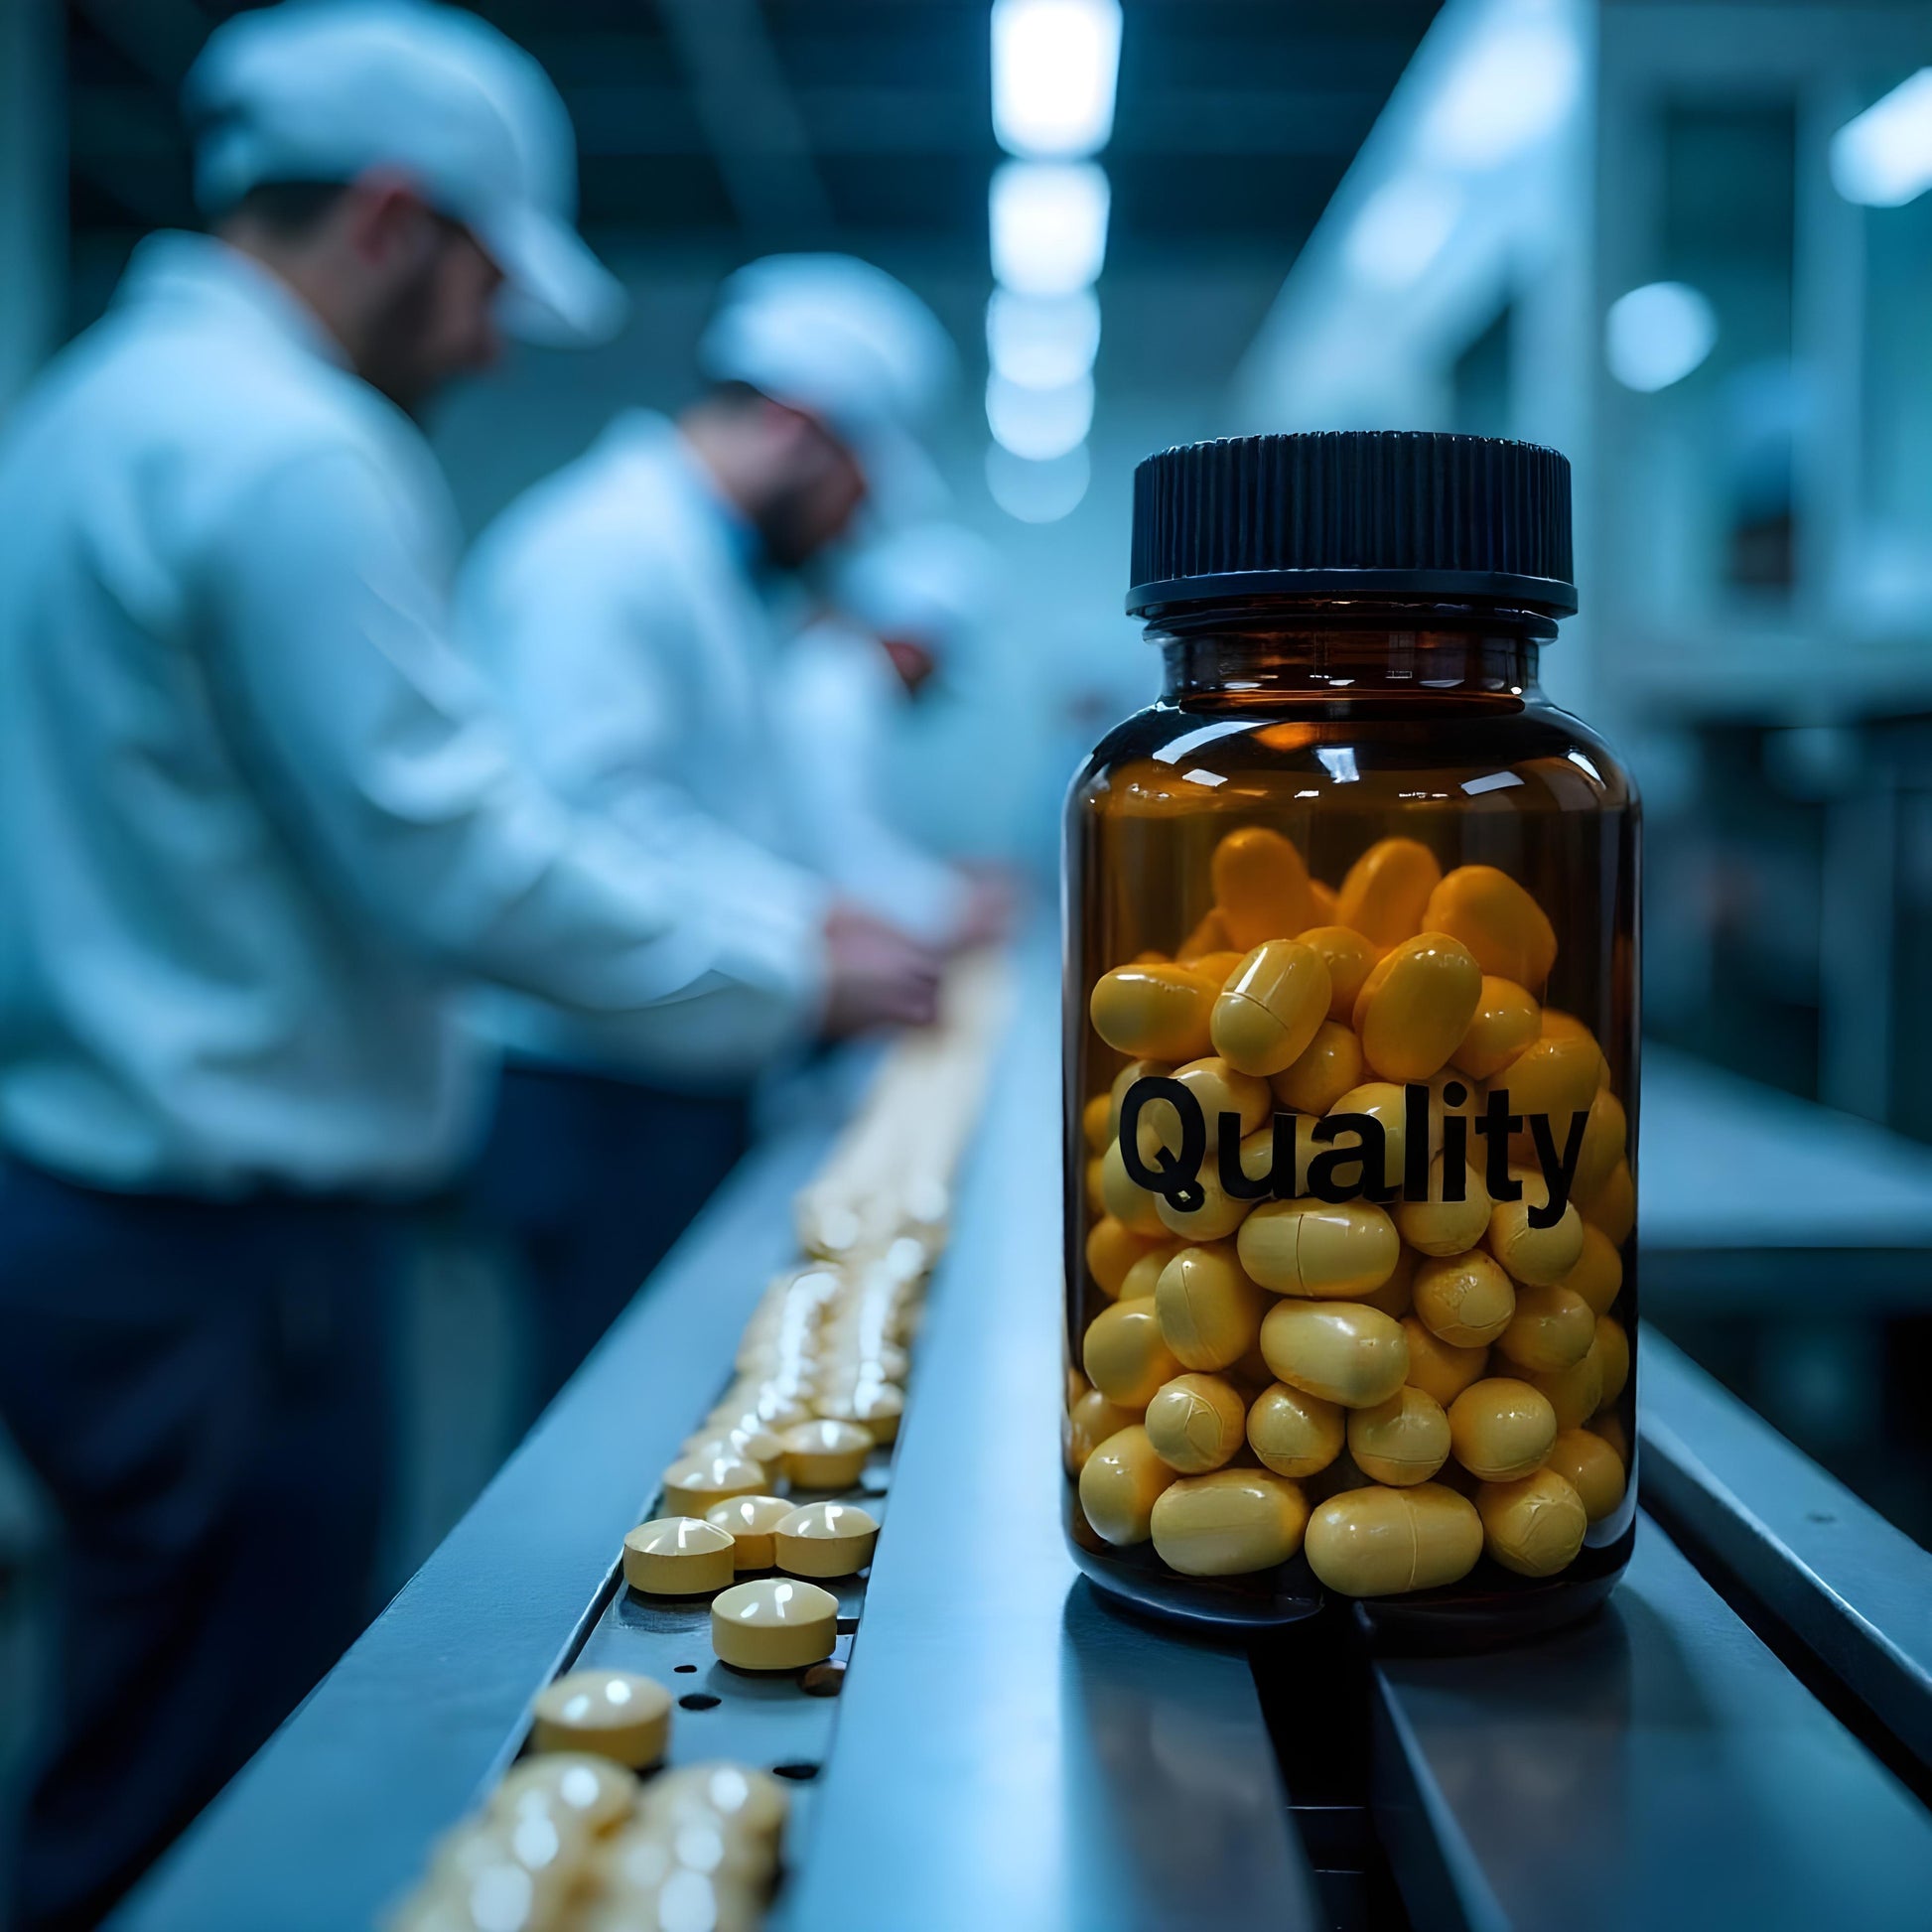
[1420,18,1582,169]
[987,288,1102,387]
[986,369,1094,461]
[1604,282,1718,392]
[986,441,1091,523]
[1831,69,1932,207]
[990,160,1111,296]
[992,0,1123,159]
[1343,176,1464,291]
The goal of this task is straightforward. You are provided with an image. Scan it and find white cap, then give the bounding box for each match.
[834,524,998,651]
[698,255,956,518]
[184,0,625,346]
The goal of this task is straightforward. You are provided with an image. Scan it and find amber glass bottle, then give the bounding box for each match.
[1062,433,1637,1640]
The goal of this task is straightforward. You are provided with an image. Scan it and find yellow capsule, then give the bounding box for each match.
[1359,1244,1417,1319]
[1557,1221,1623,1317]
[1496,1284,1595,1374]
[1077,1424,1177,1545]
[1352,933,1483,1082]
[1065,1388,1142,1473]
[1167,1056,1273,1151]
[1305,1481,1482,1596]
[1347,1386,1450,1486]
[1155,1243,1268,1372]
[1156,1164,1255,1244]
[1401,1316,1488,1409]
[1572,1088,1627,1204]
[1323,1080,1410,1194]
[1259,1300,1410,1409]
[1150,1467,1309,1576]
[1109,1057,1173,1140]
[1487,1175,1586,1288]
[1477,1467,1587,1577]
[1297,924,1381,1023]
[1539,1007,1593,1043]
[1393,1157,1492,1258]
[1081,1092,1113,1153]
[1583,1160,1636,1247]
[1085,1155,1106,1215]
[1090,965,1216,1062]
[1083,1301,1182,1409]
[1100,1136,1168,1237]
[1237,1120,1311,1201]
[1177,905,1230,961]
[1452,976,1542,1082]
[1337,837,1442,949]
[1547,1427,1626,1523]
[1118,1239,1186,1302]
[1499,1036,1604,1151]
[1237,1198,1400,1299]
[1212,825,1314,951]
[1211,940,1332,1077]
[1144,1372,1248,1473]
[1309,879,1340,924]
[1594,1315,1630,1407]
[1590,1411,1630,1465]
[1192,948,1247,987]
[1523,1348,1603,1431]
[1246,1381,1346,1477]
[1412,1249,1516,1347]
[1448,1377,1557,1481]
[1423,866,1558,990]
[1270,1019,1364,1118]
[1085,1215,1161,1300]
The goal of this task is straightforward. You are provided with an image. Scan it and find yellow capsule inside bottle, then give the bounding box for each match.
[1090,963,1217,1062]
[1337,837,1442,949]
[1401,1315,1488,1409]
[1594,1314,1631,1406]
[1448,1376,1558,1481]
[1085,1215,1162,1300]
[1496,1283,1596,1374]
[1346,1386,1451,1486]
[1557,1221,1623,1317]
[1297,925,1380,1023]
[1546,1427,1626,1522]
[1155,1242,1268,1372]
[1077,1424,1177,1545]
[1424,865,1558,990]
[1392,1157,1492,1258]
[1522,1347,1603,1432]
[1150,1467,1310,1576]
[1352,932,1484,1083]
[1083,1300,1182,1409]
[1100,1135,1168,1237]
[1237,1198,1400,1299]
[1211,825,1314,951]
[1144,1372,1249,1473]
[1270,1020,1365,1117]
[1487,1173,1586,1288]
[1412,1249,1516,1347]
[1258,1300,1410,1409]
[1452,977,1541,1082]
[1065,1388,1143,1473]
[1211,939,1332,1077]
[1476,1466,1587,1577]
[1304,1481,1482,1597]
[1246,1380,1346,1478]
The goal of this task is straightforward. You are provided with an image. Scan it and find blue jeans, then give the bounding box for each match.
[0,1160,396,1930]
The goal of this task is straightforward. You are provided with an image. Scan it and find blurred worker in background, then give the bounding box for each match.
[458,257,956,1409]
[0,6,930,1925]
[783,522,1018,948]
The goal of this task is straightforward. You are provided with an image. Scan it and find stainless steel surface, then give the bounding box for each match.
[1371,1511,1932,1932]
[1640,1324,1932,1771]
[110,1072,858,1932]
[775,953,1322,1932]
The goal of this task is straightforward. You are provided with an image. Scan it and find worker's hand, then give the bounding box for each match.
[820,902,944,1036]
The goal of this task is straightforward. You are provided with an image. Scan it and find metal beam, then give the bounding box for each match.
[69,0,208,86]
[656,0,835,238]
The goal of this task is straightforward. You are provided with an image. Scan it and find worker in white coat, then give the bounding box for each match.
[458,257,956,1405]
[0,8,935,1925]
[783,522,1017,946]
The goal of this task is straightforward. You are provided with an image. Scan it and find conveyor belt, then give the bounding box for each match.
[111,952,1932,1932]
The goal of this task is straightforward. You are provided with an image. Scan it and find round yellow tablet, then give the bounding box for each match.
[648,1760,790,1846]
[661,1452,768,1518]
[778,1419,872,1489]
[774,1500,880,1578]
[621,1518,737,1596]
[492,1752,638,1837]
[704,1494,792,1571]
[710,1579,839,1672]
[531,1670,671,1769]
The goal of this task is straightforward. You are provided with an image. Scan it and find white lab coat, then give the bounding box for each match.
[0,235,817,1196]
[458,413,835,1090]
[777,621,969,945]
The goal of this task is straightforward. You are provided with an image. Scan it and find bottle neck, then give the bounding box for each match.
[1150,600,1553,706]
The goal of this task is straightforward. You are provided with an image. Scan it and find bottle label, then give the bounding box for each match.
[1116,1074,1582,1228]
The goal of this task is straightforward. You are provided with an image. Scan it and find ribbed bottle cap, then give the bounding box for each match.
[1127,431,1577,619]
